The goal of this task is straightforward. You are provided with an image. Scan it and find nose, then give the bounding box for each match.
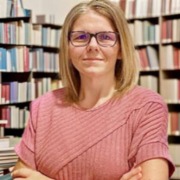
[87,36,99,51]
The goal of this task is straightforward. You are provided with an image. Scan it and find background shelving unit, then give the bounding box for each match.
[0,1,63,175]
[118,0,180,179]
[0,4,62,138]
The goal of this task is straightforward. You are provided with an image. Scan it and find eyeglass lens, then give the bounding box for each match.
[70,31,117,47]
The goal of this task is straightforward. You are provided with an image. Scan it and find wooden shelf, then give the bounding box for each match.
[0,43,59,51]
[135,43,159,48]
[4,128,24,137]
[127,16,159,21]
[33,23,62,29]
[0,101,31,107]
[0,16,30,22]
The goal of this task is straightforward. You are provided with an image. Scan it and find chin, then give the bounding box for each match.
[82,71,104,78]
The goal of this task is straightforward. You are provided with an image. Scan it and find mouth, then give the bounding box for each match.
[83,58,103,61]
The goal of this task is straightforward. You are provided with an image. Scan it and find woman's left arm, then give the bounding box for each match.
[139,158,169,180]
[128,101,175,179]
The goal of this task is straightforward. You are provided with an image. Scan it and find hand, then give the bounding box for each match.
[11,168,54,180]
[119,166,142,180]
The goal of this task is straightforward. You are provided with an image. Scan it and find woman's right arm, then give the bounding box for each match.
[12,158,54,180]
[12,158,142,180]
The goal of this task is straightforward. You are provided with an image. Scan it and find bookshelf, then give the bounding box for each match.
[0,1,63,175]
[118,0,180,179]
[0,2,62,138]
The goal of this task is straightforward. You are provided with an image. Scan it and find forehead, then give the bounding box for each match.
[71,10,116,32]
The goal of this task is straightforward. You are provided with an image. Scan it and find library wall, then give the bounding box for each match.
[23,0,84,24]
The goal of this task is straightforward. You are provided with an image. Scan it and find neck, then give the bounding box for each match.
[77,75,117,109]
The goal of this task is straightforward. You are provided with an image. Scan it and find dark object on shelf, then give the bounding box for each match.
[0,173,13,180]
[168,135,180,144]
[4,128,24,137]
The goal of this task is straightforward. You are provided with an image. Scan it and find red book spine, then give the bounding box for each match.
[178,80,180,101]
[5,84,10,104]
[5,107,10,128]
[142,48,149,70]
[178,48,180,69]
[120,0,126,13]
[173,46,178,69]
[1,84,6,104]
[171,112,179,135]
[23,47,29,72]
[161,20,167,42]
[138,49,145,69]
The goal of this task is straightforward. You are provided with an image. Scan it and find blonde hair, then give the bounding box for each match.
[60,0,140,103]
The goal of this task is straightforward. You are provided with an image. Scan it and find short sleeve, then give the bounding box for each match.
[14,99,40,169]
[128,101,175,177]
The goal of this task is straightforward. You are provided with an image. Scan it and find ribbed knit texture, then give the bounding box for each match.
[15,86,175,180]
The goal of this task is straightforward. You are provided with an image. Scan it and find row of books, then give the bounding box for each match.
[161,79,180,103]
[0,146,18,172]
[0,79,63,104]
[139,75,158,93]
[169,144,180,178]
[161,19,180,43]
[41,26,61,47]
[161,0,180,15]
[168,112,180,136]
[161,45,180,69]
[0,21,61,47]
[169,144,180,166]
[1,81,34,104]
[128,21,159,46]
[0,137,10,148]
[120,0,180,19]
[0,106,29,129]
[120,0,161,19]
[34,78,63,99]
[0,47,59,72]
[0,0,29,18]
[33,24,61,47]
[0,137,21,173]
[0,136,20,149]
[137,46,159,70]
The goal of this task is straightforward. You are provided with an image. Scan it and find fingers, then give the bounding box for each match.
[11,168,33,178]
[120,166,142,180]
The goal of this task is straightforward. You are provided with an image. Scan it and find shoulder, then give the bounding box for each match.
[30,87,67,110]
[122,86,167,112]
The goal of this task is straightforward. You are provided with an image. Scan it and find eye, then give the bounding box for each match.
[78,34,88,40]
[101,34,111,40]
[98,33,115,41]
[71,32,89,41]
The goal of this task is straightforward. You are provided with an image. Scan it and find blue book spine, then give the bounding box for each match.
[2,48,7,70]
[0,48,7,71]
[24,9,30,17]
[10,81,18,103]
[10,48,17,71]
[0,48,3,70]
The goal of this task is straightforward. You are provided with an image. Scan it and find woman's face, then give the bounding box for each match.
[69,10,121,79]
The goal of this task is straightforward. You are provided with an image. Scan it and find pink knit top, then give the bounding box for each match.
[15,86,175,180]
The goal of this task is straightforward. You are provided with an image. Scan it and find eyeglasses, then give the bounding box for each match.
[69,31,119,47]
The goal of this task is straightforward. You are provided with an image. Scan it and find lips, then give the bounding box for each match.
[83,58,103,61]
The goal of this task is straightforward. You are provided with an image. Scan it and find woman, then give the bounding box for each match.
[12,0,175,180]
